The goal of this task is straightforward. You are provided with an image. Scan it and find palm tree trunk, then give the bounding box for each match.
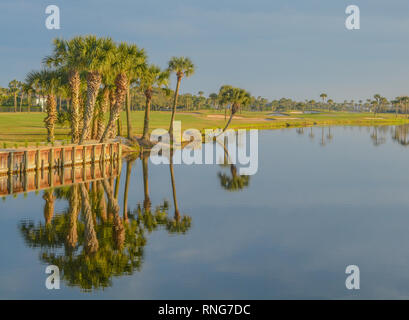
[100,73,127,143]
[169,76,182,133]
[80,71,102,144]
[220,103,238,134]
[28,92,31,113]
[96,87,109,140]
[20,93,23,112]
[44,94,57,143]
[68,70,81,144]
[142,89,152,140]
[125,86,133,139]
[14,93,17,112]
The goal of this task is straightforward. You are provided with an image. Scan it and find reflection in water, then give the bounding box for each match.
[371,127,386,146]
[392,124,409,146]
[217,137,250,192]
[11,124,409,295]
[18,152,192,291]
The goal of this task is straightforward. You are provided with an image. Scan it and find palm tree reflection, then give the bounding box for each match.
[18,156,192,291]
[217,139,250,192]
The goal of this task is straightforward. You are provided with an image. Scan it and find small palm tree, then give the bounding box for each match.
[320,93,327,105]
[8,80,21,112]
[219,86,251,133]
[44,37,89,143]
[26,69,62,143]
[140,65,169,141]
[167,57,195,134]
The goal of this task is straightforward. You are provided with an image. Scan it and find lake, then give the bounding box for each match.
[2,125,409,299]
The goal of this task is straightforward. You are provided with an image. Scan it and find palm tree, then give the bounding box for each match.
[78,36,116,144]
[26,69,62,143]
[218,85,233,121]
[125,50,147,139]
[140,65,169,141]
[219,86,251,133]
[209,93,218,108]
[327,99,333,112]
[320,93,327,110]
[167,57,195,134]
[44,37,88,143]
[100,43,146,142]
[8,80,21,112]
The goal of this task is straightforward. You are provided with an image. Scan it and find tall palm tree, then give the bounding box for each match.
[168,57,195,134]
[44,37,88,143]
[78,36,116,144]
[100,43,146,142]
[26,69,62,143]
[140,65,169,141]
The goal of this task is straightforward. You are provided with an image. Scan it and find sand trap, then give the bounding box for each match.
[207,114,245,119]
[364,117,385,120]
[272,117,299,120]
[206,114,269,121]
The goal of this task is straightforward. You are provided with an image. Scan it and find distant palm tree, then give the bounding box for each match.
[140,65,169,141]
[209,93,218,108]
[168,57,195,134]
[218,85,233,121]
[219,86,251,133]
[8,80,21,112]
[327,99,334,112]
[320,93,327,110]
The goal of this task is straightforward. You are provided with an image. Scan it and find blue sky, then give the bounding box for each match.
[1,0,409,102]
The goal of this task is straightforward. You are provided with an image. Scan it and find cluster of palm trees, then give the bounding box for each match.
[25,35,195,144]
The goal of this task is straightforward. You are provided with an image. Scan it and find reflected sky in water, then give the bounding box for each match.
[2,125,409,299]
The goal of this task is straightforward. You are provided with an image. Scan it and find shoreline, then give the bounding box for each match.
[1,111,409,147]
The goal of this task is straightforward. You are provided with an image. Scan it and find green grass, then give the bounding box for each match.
[0,110,408,147]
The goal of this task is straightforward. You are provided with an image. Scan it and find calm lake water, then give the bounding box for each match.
[2,125,409,299]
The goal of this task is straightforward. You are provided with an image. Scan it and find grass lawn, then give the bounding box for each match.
[0,110,408,147]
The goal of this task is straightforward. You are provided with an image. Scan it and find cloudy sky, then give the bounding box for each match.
[1,0,409,102]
